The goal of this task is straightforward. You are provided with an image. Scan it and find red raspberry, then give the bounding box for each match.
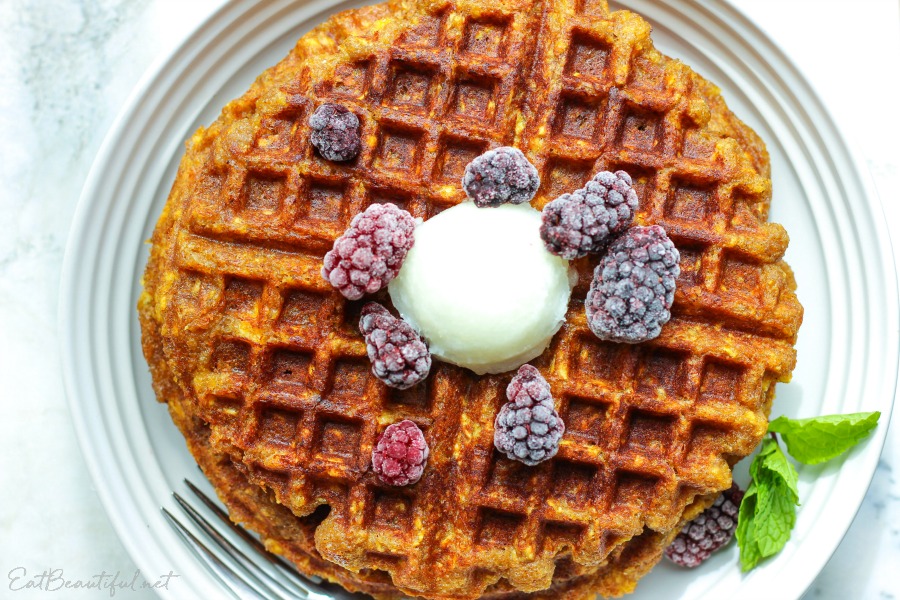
[322,203,416,300]
[359,303,431,389]
[372,420,429,486]
[665,483,745,567]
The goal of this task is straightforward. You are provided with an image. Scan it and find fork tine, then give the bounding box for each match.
[162,507,265,600]
[172,492,305,600]
[183,479,323,588]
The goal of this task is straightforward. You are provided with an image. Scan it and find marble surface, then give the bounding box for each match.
[0,0,897,598]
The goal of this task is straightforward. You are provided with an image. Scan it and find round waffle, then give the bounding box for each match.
[139,0,802,597]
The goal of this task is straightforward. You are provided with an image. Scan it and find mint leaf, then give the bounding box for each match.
[753,473,797,557]
[735,483,761,571]
[736,439,799,571]
[768,412,880,465]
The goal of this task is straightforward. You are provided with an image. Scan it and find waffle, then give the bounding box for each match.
[153,312,713,599]
[139,0,803,597]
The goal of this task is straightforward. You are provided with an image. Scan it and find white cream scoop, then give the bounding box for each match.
[388,201,573,375]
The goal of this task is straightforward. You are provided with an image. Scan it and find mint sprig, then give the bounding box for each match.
[736,411,880,572]
[768,412,881,465]
[735,438,798,571]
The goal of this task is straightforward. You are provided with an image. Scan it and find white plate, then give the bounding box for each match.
[59,1,898,598]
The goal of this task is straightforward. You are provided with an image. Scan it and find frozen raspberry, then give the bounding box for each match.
[372,420,430,486]
[359,303,431,389]
[665,483,745,568]
[322,203,416,300]
[309,103,361,162]
[493,365,564,466]
[462,147,540,208]
[540,170,639,259]
[586,225,680,343]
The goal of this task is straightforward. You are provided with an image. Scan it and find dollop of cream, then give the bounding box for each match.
[388,202,573,375]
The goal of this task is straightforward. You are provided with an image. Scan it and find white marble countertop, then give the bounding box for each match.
[1,1,897,599]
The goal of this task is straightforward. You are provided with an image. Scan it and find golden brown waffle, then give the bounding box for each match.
[153,311,714,599]
[139,0,803,597]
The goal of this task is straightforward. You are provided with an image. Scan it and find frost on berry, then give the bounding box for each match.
[372,419,430,486]
[322,203,416,300]
[585,225,680,343]
[461,147,540,208]
[359,303,431,389]
[493,365,565,466]
[540,170,639,259]
[309,103,361,162]
[665,483,745,568]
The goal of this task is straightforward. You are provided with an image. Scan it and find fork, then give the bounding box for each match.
[162,479,335,600]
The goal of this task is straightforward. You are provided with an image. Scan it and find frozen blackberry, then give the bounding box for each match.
[322,203,416,300]
[665,483,745,568]
[461,147,540,208]
[372,420,430,486]
[586,225,680,343]
[359,303,431,389]
[493,365,564,466]
[309,103,361,162]
[540,170,639,260]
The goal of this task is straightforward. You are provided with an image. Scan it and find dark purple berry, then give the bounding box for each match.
[309,103,361,161]
[462,147,540,208]
[665,483,745,567]
[585,225,680,343]
[359,303,431,389]
[372,420,429,486]
[494,365,564,466]
[540,170,639,260]
[322,203,416,300]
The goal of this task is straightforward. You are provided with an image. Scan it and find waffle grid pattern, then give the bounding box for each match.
[148,0,801,596]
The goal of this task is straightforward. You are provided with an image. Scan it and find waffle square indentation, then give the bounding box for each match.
[370,489,414,529]
[666,179,714,222]
[433,137,488,183]
[462,16,510,57]
[564,30,611,81]
[449,76,498,124]
[565,397,611,445]
[550,461,598,507]
[573,337,629,384]
[332,60,372,98]
[373,127,424,174]
[315,416,362,458]
[539,158,594,202]
[210,340,251,375]
[477,509,525,547]
[635,349,688,398]
[698,360,744,406]
[675,244,705,289]
[268,348,313,385]
[553,94,603,140]
[223,277,263,318]
[257,406,301,445]
[616,106,664,154]
[386,62,436,110]
[623,410,676,455]
[719,253,762,296]
[330,359,371,397]
[277,288,327,331]
[612,471,659,509]
[303,179,347,224]
[242,171,286,212]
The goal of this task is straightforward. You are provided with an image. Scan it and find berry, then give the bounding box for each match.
[359,303,431,389]
[665,483,745,568]
[493,365,564,466]
[585,225,680,343]
[309,103,361,161]
[322,203,416,300]
[462,147,540,208]
[372,420,430,486]
[540,170,639,259]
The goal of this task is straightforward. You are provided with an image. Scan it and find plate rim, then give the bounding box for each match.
[58,1,899,599]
